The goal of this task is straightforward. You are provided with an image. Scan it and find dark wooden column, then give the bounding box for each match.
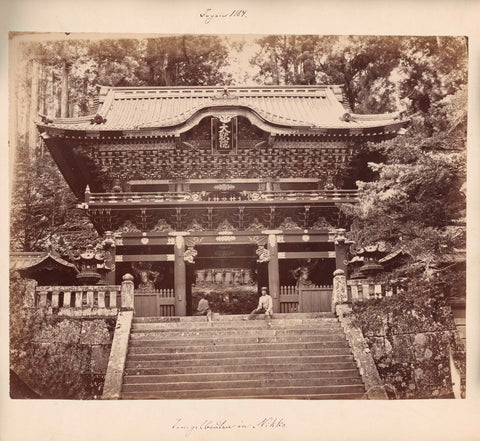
[171,232,189,316]
[265,230,282,313]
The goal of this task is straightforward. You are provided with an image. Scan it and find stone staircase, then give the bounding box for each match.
[121,313,365,399]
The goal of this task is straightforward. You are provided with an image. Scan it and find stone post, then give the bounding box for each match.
[264,230,282,313]
[332,269,348,312]
[334,228,348,275]
[24,279,37,307]
[104,231,116,285]
[121,273,134,310]
[171,232,189,317]
[85,185,91,203]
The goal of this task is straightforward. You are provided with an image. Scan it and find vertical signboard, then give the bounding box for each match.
[211,116,238,154]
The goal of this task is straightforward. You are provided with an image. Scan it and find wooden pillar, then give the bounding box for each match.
[334,228,348,275]
[265,230,281,313]
[171,232,189,316]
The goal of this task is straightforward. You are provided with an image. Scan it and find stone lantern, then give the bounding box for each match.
[348,255,365,279]
[356,243,388,277]
[74,247,104,285]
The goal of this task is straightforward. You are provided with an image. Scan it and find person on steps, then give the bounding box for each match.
[194,294,213,322]
[244,287,273,326]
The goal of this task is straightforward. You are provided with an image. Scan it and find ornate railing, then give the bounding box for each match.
[35,285,122,315]
[87,189,358,205]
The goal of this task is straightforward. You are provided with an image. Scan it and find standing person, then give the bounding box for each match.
[194,294,213,322]
[244,287,273,325]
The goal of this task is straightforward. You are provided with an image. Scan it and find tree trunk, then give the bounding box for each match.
[60,60,69,118]
[50,69,56,117]
[28,59,39,156]
[270,46,280,85]
[38,65,48,156]
[41,65,47,115]
[20,61,32,146]
[283,35,289,84]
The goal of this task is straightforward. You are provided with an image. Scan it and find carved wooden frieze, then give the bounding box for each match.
[186,218,205,232]
[279,217,302,230]
[151,218,174,233]
[246,217,266,231]
[217,219,235,231]
[116,220,140,233]
[311,216,335,231]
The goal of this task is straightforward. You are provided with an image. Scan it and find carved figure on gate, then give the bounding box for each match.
[137,270,156,291]
[292,259,318,288]
[132,262,161,291]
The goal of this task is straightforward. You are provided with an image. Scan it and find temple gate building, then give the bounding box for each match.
[36,85,409,317]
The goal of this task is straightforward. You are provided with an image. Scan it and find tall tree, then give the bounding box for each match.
[251,35,319,85]
[341,38,467,283]
[139,35,231,86]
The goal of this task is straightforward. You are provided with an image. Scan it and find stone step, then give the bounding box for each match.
[129,334,347,346]
[134,317,339,325]
[122,376,363,393]
[130,326,345,340]
[121,391,365,400]
[125,361,359,376]
[125,354,354,368]
[133,312,336,323]
[121,313,363,400]
[130,320,342,332]
[128,340,350,354]
[120,384,365,399]
[123,369,361,384]
[127,347,352,361]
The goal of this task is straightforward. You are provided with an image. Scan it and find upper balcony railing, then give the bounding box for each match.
[86,189,359,206]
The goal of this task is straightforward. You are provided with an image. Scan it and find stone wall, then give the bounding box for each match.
[12,314,116,399]
[351,293,465,399]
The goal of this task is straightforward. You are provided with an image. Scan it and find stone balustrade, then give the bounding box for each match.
[35,284,124,316]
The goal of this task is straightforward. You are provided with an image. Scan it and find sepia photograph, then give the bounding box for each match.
[8,33,468,404]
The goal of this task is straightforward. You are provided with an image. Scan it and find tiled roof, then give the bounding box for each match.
[10,252,78,272]
[37,85,408,136]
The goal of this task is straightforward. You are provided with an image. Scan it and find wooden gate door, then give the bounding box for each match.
[298,287,333,312]
[134,290,176,317]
